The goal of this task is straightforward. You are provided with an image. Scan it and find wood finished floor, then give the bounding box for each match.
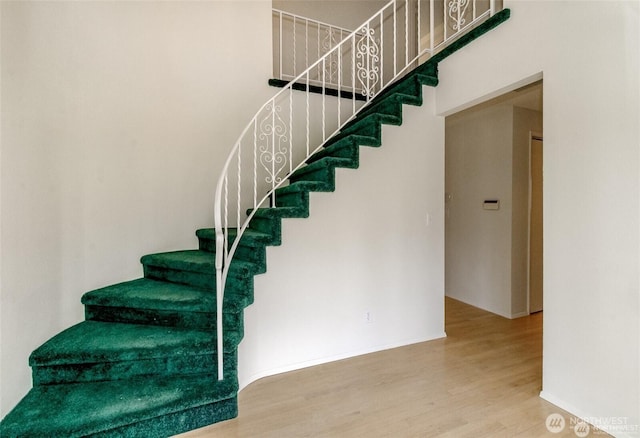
[179,297,607,437]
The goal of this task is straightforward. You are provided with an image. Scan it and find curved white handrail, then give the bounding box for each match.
[214,0,498,380]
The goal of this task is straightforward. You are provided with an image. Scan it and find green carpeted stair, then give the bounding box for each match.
[0,9,509,437]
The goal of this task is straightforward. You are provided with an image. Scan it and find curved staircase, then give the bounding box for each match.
[0,7,509,437]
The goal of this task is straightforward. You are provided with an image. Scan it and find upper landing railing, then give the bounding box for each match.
[273,9,354,88]
[214,0,503,380]
[273,0,502,89]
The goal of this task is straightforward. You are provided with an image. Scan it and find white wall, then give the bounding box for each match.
[445,104,515,318]
[0,0,273,416]
[239,86,445,388]
[437,1,639,435]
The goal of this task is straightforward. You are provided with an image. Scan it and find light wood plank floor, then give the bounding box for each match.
[179,297,606,437]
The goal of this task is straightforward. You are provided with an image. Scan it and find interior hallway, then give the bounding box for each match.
[180,297,604,437]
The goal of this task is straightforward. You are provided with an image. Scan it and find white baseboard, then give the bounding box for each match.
[239,332,447,392]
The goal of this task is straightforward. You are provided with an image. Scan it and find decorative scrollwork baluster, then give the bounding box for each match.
[322,28,340,84]
[258,104,288,187]
[356,26,380,98]
[448,0,471,31]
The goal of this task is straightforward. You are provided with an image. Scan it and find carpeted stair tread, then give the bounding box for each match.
[363,86,421,115]
[334,113,383,144]
[271,186,311,210]
[306,137,360,164]
[82,278,214,313]
[327,130,382,148]
[196,228,273,249]
[195,232,268,271]
[415,72,439,86]
[141,250,258,277]
[369,73,425,105]
[29,320,239,366]
[247,205,309,220]
[81,277,247,317]
[141,250,214,273]
[412,58,438,78]
[357,97,405,123]
[246,212,283,246]
[275,180,335,196]
[142,250,262,292]
[346,111,401,130]
[0,373,237,438]
[289,156,357,181]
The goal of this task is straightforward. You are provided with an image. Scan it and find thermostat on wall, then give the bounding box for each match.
[483,199,500,210]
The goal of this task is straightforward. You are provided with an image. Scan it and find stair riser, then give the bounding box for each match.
[380,77,423,100]
[394,94,423,106]
[378,113,403,126]
[197,229,280,249]
[348,133,382,148]
[416,74,438,87]
[340,115,382,138]
[144,266,216,291]
[143,266,258,299]
[32,352,238,386]
[249,206,310,219]
[321,128,380,149]
[306,141,359,165]
[198,238,268,268]
[288,159,359,186]
[289,165,335,186]
[85,305,242,331]
[358,98,408,122]
[329,130,381,150]
[274,190,309,209]
[414,59,438,78]
[248,217,282,246]
[91,395,238,438]
[227,244,268,269]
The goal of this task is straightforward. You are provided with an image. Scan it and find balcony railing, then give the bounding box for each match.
[273,9,354,89]
[272,0,501,93]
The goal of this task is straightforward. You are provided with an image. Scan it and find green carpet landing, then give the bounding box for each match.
[0,9,509,437]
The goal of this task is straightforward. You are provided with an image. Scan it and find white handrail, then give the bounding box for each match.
[214,0,500,381]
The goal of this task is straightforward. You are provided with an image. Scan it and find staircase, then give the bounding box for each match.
[0,4,509,437]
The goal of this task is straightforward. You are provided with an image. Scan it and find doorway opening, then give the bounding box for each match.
[529,132,543,313]
[443,77,544,409]
[444,79,543,318]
